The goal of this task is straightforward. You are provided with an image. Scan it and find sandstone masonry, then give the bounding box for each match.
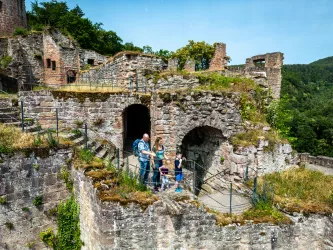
[0,0,27,35]
[73,166,333,250]
[0,149,71,249]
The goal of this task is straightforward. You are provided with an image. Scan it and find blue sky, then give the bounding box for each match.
[26,0,333,65]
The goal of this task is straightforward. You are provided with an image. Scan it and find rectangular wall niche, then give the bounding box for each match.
[52,61,56,70]
[46,59,51,68]
[87,59,95,65]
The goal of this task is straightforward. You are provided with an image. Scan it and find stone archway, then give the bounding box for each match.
[123,104,150,151]
[180,126,226,194]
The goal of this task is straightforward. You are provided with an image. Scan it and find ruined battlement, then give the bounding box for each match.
[0,0,27,35]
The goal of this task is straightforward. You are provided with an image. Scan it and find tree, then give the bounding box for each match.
[123,42,143,52]
[142,45,154,54]
[27,0,138,56]
[171,40,215,70]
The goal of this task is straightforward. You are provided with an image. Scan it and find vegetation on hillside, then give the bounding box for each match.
[270,61,333,156]
[310,56,333,66]
[27,0,172,58]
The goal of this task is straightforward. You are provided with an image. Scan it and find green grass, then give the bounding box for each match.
[231,129,284,150]
[254,167,333,214]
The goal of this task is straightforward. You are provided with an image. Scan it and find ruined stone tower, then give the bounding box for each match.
[0,0,27,35]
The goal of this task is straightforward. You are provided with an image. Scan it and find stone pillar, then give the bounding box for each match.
[209,43,227,70]
[183,59,195,72]
[168,58,178,71]
[0,0,27,35]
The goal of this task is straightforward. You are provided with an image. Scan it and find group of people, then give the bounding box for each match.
[137,133,184,192]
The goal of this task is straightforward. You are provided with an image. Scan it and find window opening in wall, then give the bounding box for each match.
[52,61,56,70]
[46,59,51,68]
[87,59,94,65]
[253,59,265,68]
[0,1,3,12]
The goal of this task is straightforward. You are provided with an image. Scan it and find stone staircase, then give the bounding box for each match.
[0,96,113,162]
[62,131,112,161]
[0,96,42,133]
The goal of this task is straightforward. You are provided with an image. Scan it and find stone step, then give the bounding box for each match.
[96,148,108,159]
[79,140,96,150]
[0,116,20,123]
[4,121,22,126]
[0,107,19,113]
[61,133,76,141]
[25,124,41,132]
[0,112,19,119]
[73,136,85,146]
[92,143,103,153]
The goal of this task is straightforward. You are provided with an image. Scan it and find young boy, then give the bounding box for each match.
[159,165,170,191]
[174,153,184,192]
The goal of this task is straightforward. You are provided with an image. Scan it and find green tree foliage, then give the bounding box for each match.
[27,0,128,55]
[123,42,143,52]
[271,63,333,156]
[310,56,333,66]
[171,40,215,70]
[141,45,172,59]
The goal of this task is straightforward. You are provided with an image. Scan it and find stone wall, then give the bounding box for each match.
[78,53,166,87]
[74,166,333,250]
[79,50,108,68]
[244,52,284,99]
[0,32,44,90]
[183,58,195,72]
[43,28,81,85]
[299,153,333,168]
[0,0,27,35]
[20,90,295,178]
[209,43,227,70]
[19,90,148,151]
[0,149,71,249]
[0,28,82,89]
[148,74,200,90]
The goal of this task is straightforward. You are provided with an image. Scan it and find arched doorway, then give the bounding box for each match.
[180,126,225,194]
[123,104,150,151]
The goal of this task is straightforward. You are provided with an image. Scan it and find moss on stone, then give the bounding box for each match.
[50,90,114,103]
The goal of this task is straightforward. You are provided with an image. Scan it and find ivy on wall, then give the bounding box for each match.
[57,195,82,249]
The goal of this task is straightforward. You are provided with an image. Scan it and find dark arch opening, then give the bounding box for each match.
[180,126,225,195]
[123,104,150,151]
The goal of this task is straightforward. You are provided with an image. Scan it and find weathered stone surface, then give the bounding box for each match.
[0,150,71,250]
[0,0,27,35]
[209,43,227,70]
[78,53,166,87]
[74,167,333,250]
[183,58,195,72]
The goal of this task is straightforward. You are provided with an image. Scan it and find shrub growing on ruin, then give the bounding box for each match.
[22,207,30,212]
[79,148,94,163]
[0,196,6,205]
[0,55,12,69]
[5,222,14,230]
[39,228,56,248]
[46,129,58,148]
[33,195,43,207]
[59,166,74,191]
[57,196,82,249]
[13,27,28,36]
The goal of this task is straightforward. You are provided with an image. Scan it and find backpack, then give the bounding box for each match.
[132,139,141,156]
